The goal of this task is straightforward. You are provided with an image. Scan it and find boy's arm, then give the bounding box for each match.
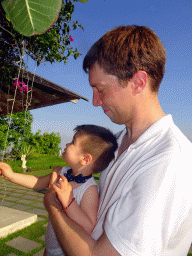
[52,175,99,234]
[65,185,98,234]
[44,186,120,256]
[0,162,51,190]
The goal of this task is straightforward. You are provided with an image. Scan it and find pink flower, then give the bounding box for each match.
[13,80,19,87]
[13,76,20,87]
[23,85,28,92]
[12,77,28,93]
[69,35,74,42]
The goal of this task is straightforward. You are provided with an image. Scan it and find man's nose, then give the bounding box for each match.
[92,91,102,107]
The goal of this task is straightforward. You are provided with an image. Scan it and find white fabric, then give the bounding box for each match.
[91,115,192,256]
[45,166,97,256]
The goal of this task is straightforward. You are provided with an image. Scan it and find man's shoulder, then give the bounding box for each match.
[164,122,192,152]
[142,115,192,155]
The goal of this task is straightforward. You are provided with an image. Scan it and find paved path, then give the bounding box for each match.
[0,177,47,255]
[1,177,192,256]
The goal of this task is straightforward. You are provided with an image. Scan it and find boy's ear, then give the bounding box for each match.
[80,154,93,166]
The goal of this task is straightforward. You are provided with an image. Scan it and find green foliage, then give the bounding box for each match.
[7,154,67,173]
[0,0,84,88]
[2,0,62,36]
[17,142,36,159]
[0,110,61,157]
[27,130,61,155]
[93,172,100,184]
[0,110,33,152]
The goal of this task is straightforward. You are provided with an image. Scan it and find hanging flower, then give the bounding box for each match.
[22,85,28,92]
[13,76,20,87]
[12,76,28,93]
[69,35,74,42]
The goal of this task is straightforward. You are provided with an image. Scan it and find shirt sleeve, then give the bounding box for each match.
[104,154,192,255]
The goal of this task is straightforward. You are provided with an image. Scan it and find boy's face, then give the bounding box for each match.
[62,133,86,169]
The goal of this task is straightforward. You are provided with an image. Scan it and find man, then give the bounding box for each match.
[44,25,192,255]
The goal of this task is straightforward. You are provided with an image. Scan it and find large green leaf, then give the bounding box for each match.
[2,0,62,36]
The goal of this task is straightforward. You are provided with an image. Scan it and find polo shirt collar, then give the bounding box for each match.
[117,115,174,152]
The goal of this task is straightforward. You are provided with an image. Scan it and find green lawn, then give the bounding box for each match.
[7,154,68,173]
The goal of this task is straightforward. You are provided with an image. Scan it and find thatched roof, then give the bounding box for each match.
[0,69,89,116]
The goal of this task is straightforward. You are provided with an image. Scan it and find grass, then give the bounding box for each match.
[7,154,68,173]
[0,218,47,256]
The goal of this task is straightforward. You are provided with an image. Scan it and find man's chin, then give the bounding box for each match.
[107,115,123,125]
[108,116,120,124]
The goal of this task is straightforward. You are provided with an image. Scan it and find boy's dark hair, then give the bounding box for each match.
[83,25,166,92]
[74,124,118,173]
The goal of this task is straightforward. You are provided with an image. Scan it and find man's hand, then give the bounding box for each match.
[51,175,73,209]
[44,186,62,212]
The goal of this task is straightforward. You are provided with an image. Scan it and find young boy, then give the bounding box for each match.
[0,124,118,256]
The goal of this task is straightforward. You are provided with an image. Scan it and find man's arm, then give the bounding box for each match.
[44,186,120,256]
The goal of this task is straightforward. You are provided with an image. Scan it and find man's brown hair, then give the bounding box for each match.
[74,125,118,173]
[83,25,166,92]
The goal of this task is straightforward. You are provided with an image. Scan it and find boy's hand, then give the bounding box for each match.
[0,163,14,180]
[51,175,73,209]
[49,166,62,187]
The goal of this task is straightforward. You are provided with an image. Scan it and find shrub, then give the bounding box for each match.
[17,143,36,160]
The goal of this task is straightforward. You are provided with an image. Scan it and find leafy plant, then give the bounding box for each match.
[0,110,33,152]
[0,0,84,89]
[17,143,36,159]
[27,130,61,155]
[2,0,62,36]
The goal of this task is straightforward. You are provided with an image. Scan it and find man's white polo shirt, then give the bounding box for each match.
[92,115,192,256]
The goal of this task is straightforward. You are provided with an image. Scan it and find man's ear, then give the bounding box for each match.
[131,70,147,95]
[80,154,93,166]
